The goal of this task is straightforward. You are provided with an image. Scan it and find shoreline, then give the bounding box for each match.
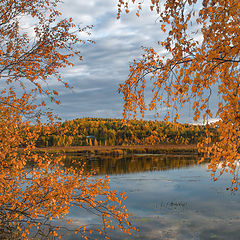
[34,144,199,156]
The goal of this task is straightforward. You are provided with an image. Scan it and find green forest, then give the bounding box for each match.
[36,118,216,147]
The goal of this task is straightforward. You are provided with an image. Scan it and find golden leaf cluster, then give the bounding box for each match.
[0,0,134,239]
[118,0,240,189]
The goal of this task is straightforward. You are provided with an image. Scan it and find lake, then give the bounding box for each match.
[62,153,240,240]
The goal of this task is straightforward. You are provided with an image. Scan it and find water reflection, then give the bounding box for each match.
[63,154,240,240]
[64,154,200,175]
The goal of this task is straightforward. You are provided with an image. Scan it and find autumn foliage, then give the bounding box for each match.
[0,0,134,239]
[36,117,209,147]
[118,0,240,190]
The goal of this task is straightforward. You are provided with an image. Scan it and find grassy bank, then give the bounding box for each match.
[34,144,198,156]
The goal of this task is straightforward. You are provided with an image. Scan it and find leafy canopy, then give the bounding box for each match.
[117,0,240,190]
[0,0,135,239]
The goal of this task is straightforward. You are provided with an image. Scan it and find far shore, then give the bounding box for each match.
[33,144,199,156]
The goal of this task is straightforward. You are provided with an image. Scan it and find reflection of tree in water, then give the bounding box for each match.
[64,154,203,175]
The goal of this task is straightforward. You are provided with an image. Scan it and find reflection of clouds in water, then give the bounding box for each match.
[63,157,240,240]
[138,218,183,239]
[132,209,240,240]
[64,210,240,240]
[111,164,240,239]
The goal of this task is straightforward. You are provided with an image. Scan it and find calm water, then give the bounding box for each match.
[63,154,240,240]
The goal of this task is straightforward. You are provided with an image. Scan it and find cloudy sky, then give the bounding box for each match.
[47,0,217,123]
[49,0,159,121]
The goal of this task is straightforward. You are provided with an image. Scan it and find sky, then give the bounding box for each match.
[50,0,161,121]
[46,0,218,123]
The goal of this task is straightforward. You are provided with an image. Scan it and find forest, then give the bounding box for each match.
[36,118,216,147]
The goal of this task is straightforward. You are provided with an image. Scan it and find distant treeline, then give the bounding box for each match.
[36,118,216,147]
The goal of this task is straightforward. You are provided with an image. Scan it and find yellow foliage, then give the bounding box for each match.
[0,0,134,239]
[118,0,240,189]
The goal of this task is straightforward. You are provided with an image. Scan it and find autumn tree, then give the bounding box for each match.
[117,0,240,190]
[0,0,135,239]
